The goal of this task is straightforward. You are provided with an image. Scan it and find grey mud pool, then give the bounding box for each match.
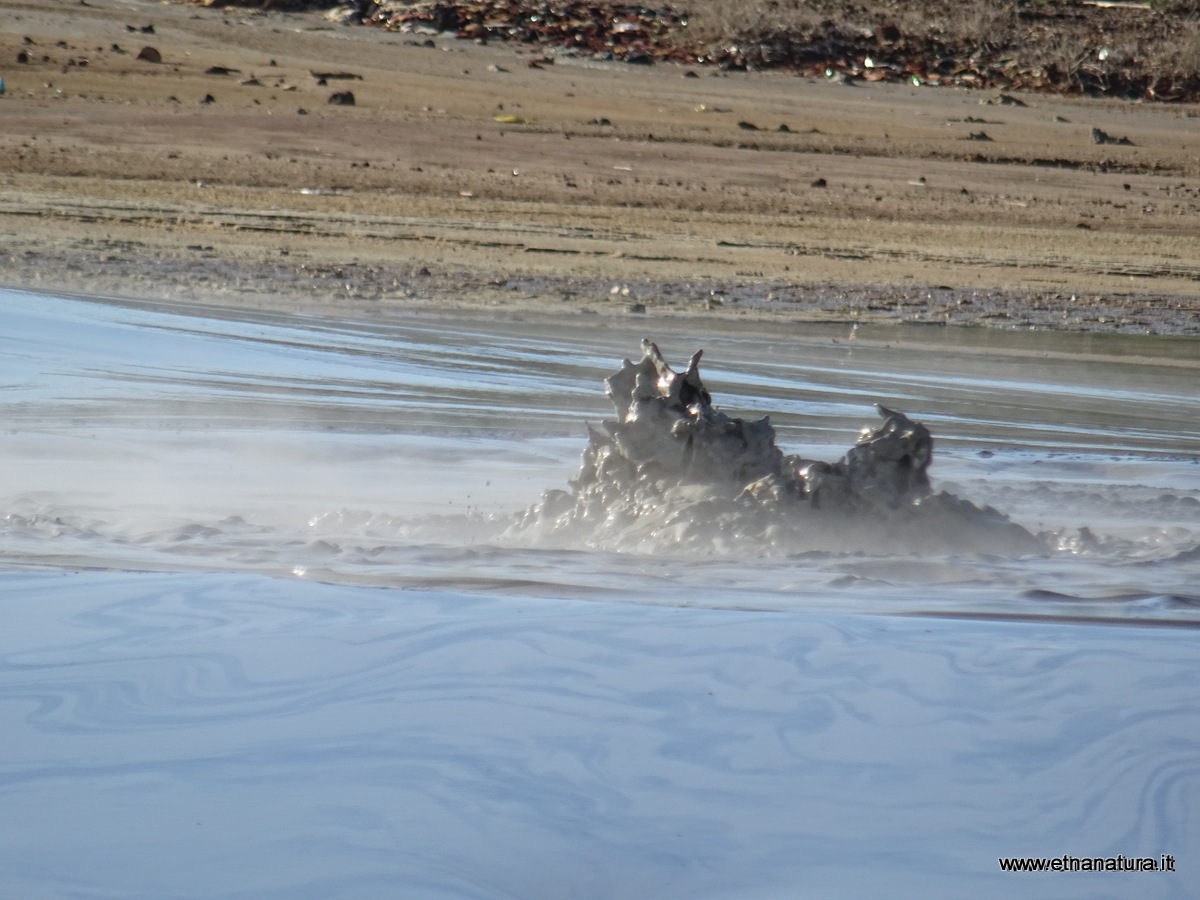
[1,289,1197,900]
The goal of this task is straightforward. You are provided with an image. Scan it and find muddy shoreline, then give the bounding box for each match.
[5,245,1198,335]
[1,0,1197,334]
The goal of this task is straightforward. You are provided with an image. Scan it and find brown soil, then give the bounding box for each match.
[1,0,1198,333]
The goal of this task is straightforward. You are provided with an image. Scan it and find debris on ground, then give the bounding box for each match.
[304,0,1200,103]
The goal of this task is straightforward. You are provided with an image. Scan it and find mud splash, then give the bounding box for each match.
[507,340,1042,557]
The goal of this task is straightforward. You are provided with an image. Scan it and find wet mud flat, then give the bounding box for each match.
[3,569,1196,900]
[1,288,1198,898]
[2,287,1197,602]
[1,0,1198,334]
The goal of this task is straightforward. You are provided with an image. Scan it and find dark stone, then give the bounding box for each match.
[1091,127,1134,146]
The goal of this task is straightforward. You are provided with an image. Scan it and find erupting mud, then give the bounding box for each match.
[508,340,1045,556]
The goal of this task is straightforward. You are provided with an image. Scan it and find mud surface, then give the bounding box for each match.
[507,340,1045,557]
[1,0,1198,333]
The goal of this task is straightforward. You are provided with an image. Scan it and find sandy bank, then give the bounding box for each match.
[1,0,1197,333]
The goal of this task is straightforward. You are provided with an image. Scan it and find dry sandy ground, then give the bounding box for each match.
[1,0,1198,333]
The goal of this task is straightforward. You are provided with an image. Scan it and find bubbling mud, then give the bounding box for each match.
[506,340,1045,557]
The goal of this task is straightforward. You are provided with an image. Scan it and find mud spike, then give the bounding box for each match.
[642,339,677,397]
[678,349,712,411]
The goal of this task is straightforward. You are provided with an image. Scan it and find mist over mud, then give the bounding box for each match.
[1,289,1197,616]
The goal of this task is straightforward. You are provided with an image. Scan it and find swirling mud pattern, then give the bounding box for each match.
[0,290,1197,899]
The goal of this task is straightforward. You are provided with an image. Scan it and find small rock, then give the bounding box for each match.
[737,121,759,131]
[985,93,1026,107]
[875,22,902,43]
[1091,127,1134,146]
[811,177,827,188]
[328,90,355,106]
[966,131,993,141]
[136,46,161,63]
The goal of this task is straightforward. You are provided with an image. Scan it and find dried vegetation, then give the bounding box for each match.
[193,0,1200,101]
[679,0,1200,101]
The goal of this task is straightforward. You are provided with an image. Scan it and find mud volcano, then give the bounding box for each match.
[507,340,1044,557]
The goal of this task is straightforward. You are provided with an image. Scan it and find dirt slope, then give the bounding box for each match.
[1,0,1197,332]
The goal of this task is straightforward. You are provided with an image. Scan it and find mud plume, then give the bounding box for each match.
[506,340,1043,557]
